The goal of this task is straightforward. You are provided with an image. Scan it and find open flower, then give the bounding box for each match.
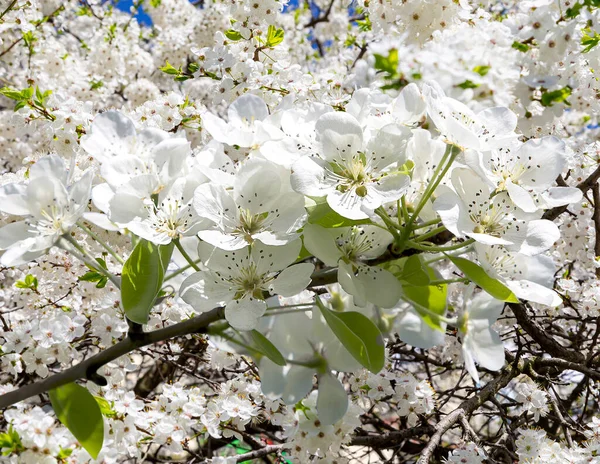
[180,240,314,330]
[0,155,92,266]
[80,110,191,230]
[258,306,361,425]
[193,158,306,250]
[475,244,562,307]
[201,94,283,150]
[434,168,560,256]
[291,112,411,220]
[423,83,518,151]
[303,224,402,308]
[458,291,505,384]
[465,136,582,213]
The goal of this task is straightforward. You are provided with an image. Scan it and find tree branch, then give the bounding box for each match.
[0,307,224,409]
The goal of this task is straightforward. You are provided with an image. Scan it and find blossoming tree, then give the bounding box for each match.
[1,0,600,463]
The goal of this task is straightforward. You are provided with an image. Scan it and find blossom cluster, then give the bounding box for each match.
[1,0,600,463]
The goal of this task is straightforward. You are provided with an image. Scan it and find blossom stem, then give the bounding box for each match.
[76,221,125,264]
[375,207,401,239]
[412,226,447,242]
[163,259,203,281]
[406,238,475,253]
[410,144,460,228]
[263,307,314,316]
[173,238,201,272]
[58,236,121,288]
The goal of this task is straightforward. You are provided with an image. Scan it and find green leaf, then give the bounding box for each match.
[565,2,584,18]
[306,197,371,228]
[0,87,25,101]
[373,48,398,77]
[121,240,173,324]
[49,383,104,459]
[540,86,572,107]
[224,29,244,41]
[457,80,479,89]
[316,298,385,373]
[0,426,24,455]
[15,274,38,291]
[448,256,519,303]
[380,255,430,286]
[249,330,286,366]
[265,25,284,47]
[79,271,108,288]
[94,396,118,418]
[21,87,34,99]
[402,281,447,332]
[473,65,491,76]
[512,41,530,52]
[581,27,600,53]
[159,60,180,75]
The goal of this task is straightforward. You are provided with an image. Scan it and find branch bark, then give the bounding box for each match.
[0,307,224,409]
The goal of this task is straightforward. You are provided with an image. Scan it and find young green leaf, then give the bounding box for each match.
[448,256,519,302]
[380,255,430,286]
[225,29,244,41]
[249,330,286,366]
[540,86,572,107]
[49,383,104,459]
[402,282,447,331]
[306,197,371,228]
[266,25,285,47]
[121,240,173,324]
[316,298,385,373]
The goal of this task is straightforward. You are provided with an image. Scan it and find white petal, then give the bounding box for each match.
[259,359,314,404]
[355,265,402,308]
[392,83,426,126]
[108,193,146,224]
[327,189,369,220]
[29,155,67,184]
[517,136,567,188]
[465,321,505,372]
[234,159,281,215]
[26,177,68,219]
[180,272,225,312]
[197,230,248,251]
[516,219,560,256]
[91,183,115,214]
[540,187,583,207]
[0,183,29,216]
[290,156,334,197]
[302,224,342,267]
[315,112,363,163]
[433,191,464,237]
[252,240,301,274]
[100,157,146,189]
[270,263,315,297]
[82,212,120,231]
[80,111,137,162]
[228,94,269,125]
[362,173,410,212]
[338,260,367,307]
[225,297,266,331]
[506,179,537,213]
[366,124,411,168]
[0,221,34,249]
[201,112,234,145]
[317,374,348,425]
[396,307,445,349]
[506,280,562,306]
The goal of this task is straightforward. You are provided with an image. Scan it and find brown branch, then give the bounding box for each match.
[0,307,224,409]
[509,303,585,363]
